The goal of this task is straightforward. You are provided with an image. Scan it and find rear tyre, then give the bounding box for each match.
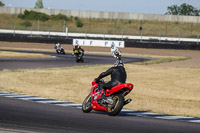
[82,94,92,113]
[107,93,124,116]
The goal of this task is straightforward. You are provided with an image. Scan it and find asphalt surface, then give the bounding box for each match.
[0,49,152,70]
[0,96,200,133]
[1,49,199,133]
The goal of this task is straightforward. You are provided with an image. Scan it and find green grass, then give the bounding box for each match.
[0,13,200,38]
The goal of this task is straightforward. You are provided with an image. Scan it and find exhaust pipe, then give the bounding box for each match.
[124,98,132,105]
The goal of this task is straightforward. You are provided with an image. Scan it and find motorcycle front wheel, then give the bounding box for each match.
[81,56,84,63]
[82,94,92,113]
[107,93,124,116]
[76,58,80,62]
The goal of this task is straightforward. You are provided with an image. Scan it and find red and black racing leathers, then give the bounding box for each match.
[95,66,127,90]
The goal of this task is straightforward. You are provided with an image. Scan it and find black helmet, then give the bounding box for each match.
[114,59,124,67]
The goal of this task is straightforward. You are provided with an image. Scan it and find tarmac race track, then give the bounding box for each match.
[0,49,200,133]
[0,96,200,133]
[0,49,152,70]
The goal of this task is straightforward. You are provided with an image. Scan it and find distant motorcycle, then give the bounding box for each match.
[111,46,121,60]
[114,50,121,60]
[73,49,84,62]
[82,80,134,116]
[54,43,65,54]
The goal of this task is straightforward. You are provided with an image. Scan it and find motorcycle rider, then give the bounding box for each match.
[55,43,62,49]
[55,43,65,54]
[110,44,121,59]
[73,44,84,56]
[95,59,126,92]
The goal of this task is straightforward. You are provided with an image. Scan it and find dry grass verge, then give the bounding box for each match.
[0,64,200,118]
[1,14,200,38]
[133,56,191,65]
[0,51,51,58]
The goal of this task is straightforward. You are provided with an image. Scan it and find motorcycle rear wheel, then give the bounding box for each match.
[107,93,124,116]
[82,94,92,113]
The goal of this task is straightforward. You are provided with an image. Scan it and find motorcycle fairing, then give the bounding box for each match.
[90,86,107,111]
[92,100,107,111]
[74,50,79,54]
[105,83,134,97]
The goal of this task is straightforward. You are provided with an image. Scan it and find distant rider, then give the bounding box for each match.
[55,43,62,50]
[95,59,126,92]
[73,44,84,56]
[110,44,121,59]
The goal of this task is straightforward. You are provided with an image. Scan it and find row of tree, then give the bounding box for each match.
[1,1,200,16]
[0,1,5,7]
[166,3,200,16]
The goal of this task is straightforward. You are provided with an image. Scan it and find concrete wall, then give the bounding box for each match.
[0,7,200,23]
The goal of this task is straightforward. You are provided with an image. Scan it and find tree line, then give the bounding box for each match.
[166,3,200,16]
[0,1,200,16]
[0,1,5,7]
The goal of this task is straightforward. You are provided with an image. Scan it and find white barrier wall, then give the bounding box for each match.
[0,29,199,43]
[73,39,124,48]
[1,7,200,23]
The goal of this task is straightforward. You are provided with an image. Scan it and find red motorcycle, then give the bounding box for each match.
[82,80,134,116]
